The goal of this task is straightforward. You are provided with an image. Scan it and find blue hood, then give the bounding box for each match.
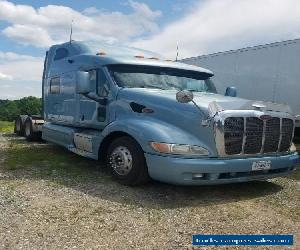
[116,88,293,157]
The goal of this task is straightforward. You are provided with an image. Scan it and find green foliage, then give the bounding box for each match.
[0,121,14,133]
[0,96,42,121]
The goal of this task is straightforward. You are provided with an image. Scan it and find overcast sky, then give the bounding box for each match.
[0,0,300,99]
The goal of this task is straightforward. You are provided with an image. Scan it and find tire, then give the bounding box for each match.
[24,118,40,141]
[106,136,150,186]
[14,116,24,136]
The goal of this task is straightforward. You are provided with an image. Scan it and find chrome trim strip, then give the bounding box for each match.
[260,120,266,154]
[277,118,283,152]
[291,119,296,142]
[241,117,246,154]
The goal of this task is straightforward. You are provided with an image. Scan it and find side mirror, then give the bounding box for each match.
[176,90,194,103]
[225,86,237,97]
[76,71,91,94]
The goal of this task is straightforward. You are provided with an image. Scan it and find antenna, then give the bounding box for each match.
[69,20,74,43]
[175,42,179,61]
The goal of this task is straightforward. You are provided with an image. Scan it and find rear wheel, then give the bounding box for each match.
[14,116,24,136]
[24,118,41,141]
[24,119,33,141]
[106,136,150,186]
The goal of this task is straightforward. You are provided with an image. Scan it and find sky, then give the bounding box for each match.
[0,0,300,99]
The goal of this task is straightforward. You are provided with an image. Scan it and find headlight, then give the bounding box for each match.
[150,142,209,156]
[289,143,297,153]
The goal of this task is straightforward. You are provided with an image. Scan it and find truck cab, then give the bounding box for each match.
[18,41,299,185]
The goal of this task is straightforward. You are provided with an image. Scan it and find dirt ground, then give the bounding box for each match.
[0,133,299,250]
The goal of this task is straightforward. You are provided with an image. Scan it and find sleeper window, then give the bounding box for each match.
[50,77,60,94]
[54,48,69,61]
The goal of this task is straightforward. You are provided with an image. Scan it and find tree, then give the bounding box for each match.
[0,96,42,121]
[18,96,42,115]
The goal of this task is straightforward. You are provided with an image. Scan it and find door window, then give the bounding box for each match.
[86,69,110,97]
[88,70,97,91]
[97,69,109,97]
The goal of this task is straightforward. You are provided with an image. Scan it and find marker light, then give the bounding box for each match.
[192,173,204,179]
[142,108,154,113]
[150,142,209,156]
[149,57,159,60]
[165,59,173,62]
[97,51,106,56]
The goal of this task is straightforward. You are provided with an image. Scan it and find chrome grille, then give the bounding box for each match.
[280,118,294,152]
[224,117,244,155]
[244,117,263,154]
[264,117,280,153]
[224,116,294,155]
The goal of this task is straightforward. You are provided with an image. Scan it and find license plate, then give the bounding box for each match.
[252,160,271,171]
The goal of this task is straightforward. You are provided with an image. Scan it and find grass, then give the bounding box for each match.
[2,141,112,185]
[0,121,14,133]
[289,165,300,180]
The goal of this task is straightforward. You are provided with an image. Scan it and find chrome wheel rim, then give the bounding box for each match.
[25,123,30,137]
[109,146,133,175]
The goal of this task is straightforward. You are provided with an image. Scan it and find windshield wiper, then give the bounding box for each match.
[166,82,181,90]
[186,89,204,92]
[139,84,163,90]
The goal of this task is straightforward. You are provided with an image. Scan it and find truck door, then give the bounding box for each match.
[77,68,111,129]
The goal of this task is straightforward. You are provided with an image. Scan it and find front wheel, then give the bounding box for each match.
[107,136,150,186]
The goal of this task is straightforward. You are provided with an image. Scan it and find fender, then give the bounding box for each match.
[101,117,216,155]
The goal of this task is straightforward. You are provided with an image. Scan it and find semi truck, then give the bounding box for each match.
[14,41,299,186]
[181,38,300,135]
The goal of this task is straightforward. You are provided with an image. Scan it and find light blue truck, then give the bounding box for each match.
[15,41,299,185]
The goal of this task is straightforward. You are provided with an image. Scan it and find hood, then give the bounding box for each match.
[194,93,293,116]
[120,88,293,116]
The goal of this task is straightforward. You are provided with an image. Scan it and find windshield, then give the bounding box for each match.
[107,65,217,93]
